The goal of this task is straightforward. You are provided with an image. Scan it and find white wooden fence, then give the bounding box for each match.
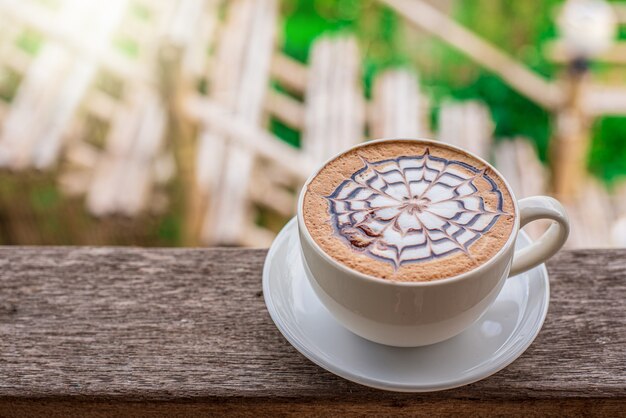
[0,0,624,249]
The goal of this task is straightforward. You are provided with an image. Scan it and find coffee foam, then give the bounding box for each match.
[303,140,516,282]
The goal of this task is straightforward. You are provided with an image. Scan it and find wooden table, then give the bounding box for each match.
[0,247,624,416]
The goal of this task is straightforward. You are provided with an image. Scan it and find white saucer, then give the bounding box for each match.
[263,218,550,392]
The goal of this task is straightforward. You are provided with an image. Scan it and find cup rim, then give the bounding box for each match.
[296,137,521,287]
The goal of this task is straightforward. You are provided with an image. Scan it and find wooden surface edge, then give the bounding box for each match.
[1,397,625,417]
[0,247,624,405]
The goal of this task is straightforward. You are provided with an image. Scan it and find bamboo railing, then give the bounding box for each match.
[0,0,625,248]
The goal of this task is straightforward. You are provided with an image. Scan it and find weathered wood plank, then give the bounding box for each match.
[0,247,624,415]
[0,398,623,417]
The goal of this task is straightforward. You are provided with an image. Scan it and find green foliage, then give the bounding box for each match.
[449,74,552,160]
[280,1,560,155]
[15,29,43,55]
[278,0,410,147]
[269,80,302,147]
[113,36,139,59]
[279,1,626,181]
[0,67,21,102]
[271,117,300,148]
[422,1,563,160]
[30,185,60,211]
[589,117,626,184]
[282,1,408,75]
[157,213,180,243]
[130,1,152,21]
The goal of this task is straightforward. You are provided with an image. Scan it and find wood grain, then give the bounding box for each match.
[0,247,624,416]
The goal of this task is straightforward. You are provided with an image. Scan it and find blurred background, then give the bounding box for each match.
[0,0,625,248]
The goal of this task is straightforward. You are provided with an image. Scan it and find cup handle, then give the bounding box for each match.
[509,196,570,277]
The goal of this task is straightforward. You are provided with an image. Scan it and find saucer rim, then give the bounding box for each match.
[263,217,550,392]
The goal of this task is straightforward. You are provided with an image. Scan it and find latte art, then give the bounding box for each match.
[327,149,506,268]
[303,140,515,282]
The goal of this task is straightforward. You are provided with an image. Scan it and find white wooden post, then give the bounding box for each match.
[493,137,549,240]
[437,99,493,160]
[198,0,278,245]
[86,88,168,217]
[370,69,422,139]
[302,35,365,163]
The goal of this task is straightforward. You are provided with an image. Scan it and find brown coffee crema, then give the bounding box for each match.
[302,140,516,282]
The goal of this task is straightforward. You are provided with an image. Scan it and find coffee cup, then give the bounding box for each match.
[297,138,569,347]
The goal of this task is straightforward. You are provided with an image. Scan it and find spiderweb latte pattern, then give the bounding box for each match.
[326,149,507,268]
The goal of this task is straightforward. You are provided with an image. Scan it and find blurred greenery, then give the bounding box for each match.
[271,117,301,148]
[270,81,302,147]
[16,29,43,55]
[0,67,21,102]
[590,117,626,183]
[432,1,561,161]
[0,173,178,245]
[280,0,626,181]
[2,0,626,246]
[282,0,410,97]
[130,0,152,22]
[113,36,140,59]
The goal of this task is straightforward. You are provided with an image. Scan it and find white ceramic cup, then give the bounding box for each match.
[297,138,570,347]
